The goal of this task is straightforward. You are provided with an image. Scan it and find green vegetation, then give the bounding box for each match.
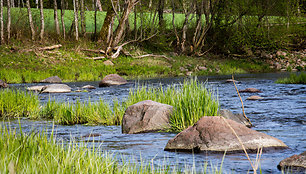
[0,78,218,132]
[2,124,219,173]
[276,72,306,84]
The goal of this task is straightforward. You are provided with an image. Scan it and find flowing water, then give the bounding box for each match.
[3,73,306,173]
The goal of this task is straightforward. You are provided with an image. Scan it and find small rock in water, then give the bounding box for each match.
[27,85,45,92]
[247,95,263,100]
[82,85,96,89]
[239,88,262,93]
[40,84,71,93]
[0,80,8,88]
[40,76,62,83]
[99,74,127,87]
[226,79,239,83]
[278,151,306,173]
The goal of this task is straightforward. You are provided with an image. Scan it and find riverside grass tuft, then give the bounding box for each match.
[120,78,219,132]
[0,78,218,132]
[276,72,306,84]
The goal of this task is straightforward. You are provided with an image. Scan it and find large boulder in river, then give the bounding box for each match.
[40,84,71,93]
[0,80,8,88]
[164,116,287,153]
[122,100,173,134]
[239,88,262,93]
[278,151,306,172]
[99,74,127,87]
[218,109,252,127]
[40,76,62,83]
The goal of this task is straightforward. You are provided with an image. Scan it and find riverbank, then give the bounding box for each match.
[0,40,304,84]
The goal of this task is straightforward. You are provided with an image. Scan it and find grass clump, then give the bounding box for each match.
[0,89,40,118]
[120,78,219,132]
[276,72,306,84]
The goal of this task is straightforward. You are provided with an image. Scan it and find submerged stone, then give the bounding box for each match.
[99,74,127,87]
[239,88,262,93]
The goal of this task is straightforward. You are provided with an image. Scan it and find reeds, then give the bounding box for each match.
[276,72,306,84]
[0,124,222,173]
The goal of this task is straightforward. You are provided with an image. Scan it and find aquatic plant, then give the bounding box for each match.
[276,72,306,84]
[120,78,219,132]
[0,89,40,118]
[0,124,222,173]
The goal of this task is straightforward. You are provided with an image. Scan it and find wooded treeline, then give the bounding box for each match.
[0,0,305,57]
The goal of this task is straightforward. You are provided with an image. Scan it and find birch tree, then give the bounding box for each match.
[7,0,11,42]
[73,0,79,40]
[61,0,66,39]
[39,0,44,40]
[54,0,60,36]
[80,0,86,36]
[0,0,3,44]
[26,0,35,40]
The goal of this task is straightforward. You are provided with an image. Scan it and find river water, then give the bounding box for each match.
[3,73,306,173]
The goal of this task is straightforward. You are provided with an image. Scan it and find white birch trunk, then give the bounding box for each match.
[61,0,66,39]
[7,0,11,41]
[54,0,60,35]
[26,0,35,40]
[0,0,3,44]
[80,0,86,35]
[97,0,102,11]
[39,0,44,40]
[73,0,79,40]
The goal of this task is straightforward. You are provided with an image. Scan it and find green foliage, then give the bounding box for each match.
[0,89,40,118]
[276,72,306,84]
[119,78,219,132]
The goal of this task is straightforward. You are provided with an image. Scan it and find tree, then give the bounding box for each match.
[54,0,60,36]
[73,0,79,40]
[60,0,66,39]
[0,0,3,44]
[39,0,44,40]
[7,0,11,42]
[26,0,35,40]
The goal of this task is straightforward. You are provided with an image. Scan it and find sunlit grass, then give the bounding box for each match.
[276,72,306,84]
[0,124,223,173]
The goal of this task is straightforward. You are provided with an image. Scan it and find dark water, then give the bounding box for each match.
[3,73,306,173]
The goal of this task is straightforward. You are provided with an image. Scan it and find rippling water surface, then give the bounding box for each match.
[4,73,306,173]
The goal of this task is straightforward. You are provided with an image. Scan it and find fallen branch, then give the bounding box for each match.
[84,56,106,60]
[20,44,62,53]
[134,54,174,62]
[81,48,105,54]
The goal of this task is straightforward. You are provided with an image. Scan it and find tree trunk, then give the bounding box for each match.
[99,0,116,49]
[73,0,79,40]
[157,0,164,28]
[80,0,86,36]
[26,0,35,40]
[60,0,66,39]
[54,0,60,36]
[94,0,97,40]
[39,0,44,40]
[7,0,11,42]
[0,0,3,44]
[96,0,102,11]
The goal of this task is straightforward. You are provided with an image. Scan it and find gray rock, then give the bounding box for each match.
[41,84,71,93]
[247,95,263,100]
[103,60,114,66]
[0,80,8,88]
[122,100,173,134]
[239,88,262,93]
[218,109,252,127]
[27,85,45,92]
[82,85,96,89]
[164,116,287,153]
[278,151,306,173]
[198,66,208,71]
[99,74,127,87]
[40,76,62,83]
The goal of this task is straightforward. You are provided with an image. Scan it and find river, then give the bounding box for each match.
[3,72,306,173]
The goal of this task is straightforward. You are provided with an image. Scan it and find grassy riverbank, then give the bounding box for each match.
[0,79,218,132]
[2,124,221,173]
[276,72,306,84]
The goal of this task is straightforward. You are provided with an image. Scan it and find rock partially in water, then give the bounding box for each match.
[82,85,96,89]
[226,79,239,83]
[239,88,262,93]
[122,100,173,134]
[278,151,306,173]
[164,116,287,153]
[0,80,8,88]
[27,85,45,92]
[40,76,62,83]
[247,95,263,100]
[218,109,252,127]
[41,84,71,93]
[99,74,127,87]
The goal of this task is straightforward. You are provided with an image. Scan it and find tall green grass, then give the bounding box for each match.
[0,89,40,118]
[119,78,219,132]
[276,72,306,84]
[0,124,223,173]
[1,78,218,131]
